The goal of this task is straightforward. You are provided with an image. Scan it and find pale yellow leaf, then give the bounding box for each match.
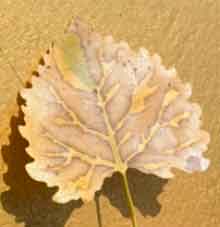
[20,19,210,204]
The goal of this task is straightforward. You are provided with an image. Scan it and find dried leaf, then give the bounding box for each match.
[20,19,210,204]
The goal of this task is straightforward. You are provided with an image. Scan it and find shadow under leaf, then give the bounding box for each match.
[102,169,168,218]
[1,95,82,227]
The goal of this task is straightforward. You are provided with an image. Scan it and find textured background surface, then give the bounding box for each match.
[0,0,219,227]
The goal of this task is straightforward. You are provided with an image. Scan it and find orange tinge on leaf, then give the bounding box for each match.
[20,19,210,204]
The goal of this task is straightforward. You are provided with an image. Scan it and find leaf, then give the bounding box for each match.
[20,19,210,204]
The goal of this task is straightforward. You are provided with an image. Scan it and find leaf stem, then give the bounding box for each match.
[121,171,138,227]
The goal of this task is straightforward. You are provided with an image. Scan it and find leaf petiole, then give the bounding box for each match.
[121,171,138,227]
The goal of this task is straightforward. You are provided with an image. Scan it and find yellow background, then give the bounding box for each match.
[0,0,219,227]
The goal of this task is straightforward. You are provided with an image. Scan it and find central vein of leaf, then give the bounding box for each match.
[96,85,126,173]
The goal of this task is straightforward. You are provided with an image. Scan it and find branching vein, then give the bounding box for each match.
[49,86,108,141]
[125,91,189,163]
[42,129,115,168]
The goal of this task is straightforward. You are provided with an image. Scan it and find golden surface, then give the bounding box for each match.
[0,0,219,226]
